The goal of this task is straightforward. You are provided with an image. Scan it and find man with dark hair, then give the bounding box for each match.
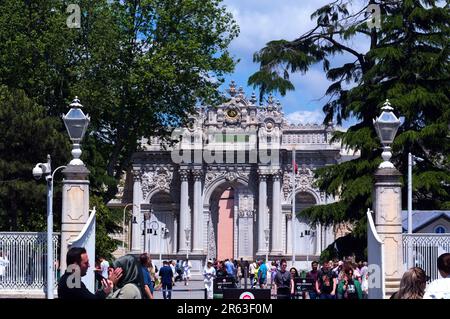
[306,261,319,299]
[424,253,450,299]
[315,260,337,299]
[58,247,119,299]
[274,259,290,299]
[159,260,174,299]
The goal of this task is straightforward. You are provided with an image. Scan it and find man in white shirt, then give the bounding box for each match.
[424,253,450,299]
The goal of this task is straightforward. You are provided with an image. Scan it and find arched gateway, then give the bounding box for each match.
[111,81,358,272]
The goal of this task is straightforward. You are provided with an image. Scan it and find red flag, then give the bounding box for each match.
[292,159,298,174]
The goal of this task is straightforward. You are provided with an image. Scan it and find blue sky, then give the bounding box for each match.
[219,0,369,127]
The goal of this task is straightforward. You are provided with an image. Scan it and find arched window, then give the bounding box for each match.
[434,225,446,234]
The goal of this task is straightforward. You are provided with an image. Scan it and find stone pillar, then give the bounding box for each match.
[271,172,282,254]
[192,169,203,254]
[131,170,142,252]
[315,224,322,256]
[173,209,178,254]
[373,167,403,298]
[286,213,292,254]
[60,165,90,273]
[257,173,267,255]
[178,170,190,253]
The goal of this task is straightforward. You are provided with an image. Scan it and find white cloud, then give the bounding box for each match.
[224,0,331,57]
[286,110,324,125]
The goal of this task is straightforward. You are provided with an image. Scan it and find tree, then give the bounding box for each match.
[71,0,239,202]
[249,0,450,244]
[0,0,238,258]
[0,85,70,231]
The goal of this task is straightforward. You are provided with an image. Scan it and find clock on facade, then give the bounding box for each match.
[224,108,240,124]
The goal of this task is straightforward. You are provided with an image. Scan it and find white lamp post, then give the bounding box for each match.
[61,97,90,165]
[373,99,401,169]
[264,228,270,263]
[32,156,66,299]
[184,227,191,260]
[32,97,89,299]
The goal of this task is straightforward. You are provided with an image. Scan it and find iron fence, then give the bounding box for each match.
[0,232,59,290]
[403,234,450,282]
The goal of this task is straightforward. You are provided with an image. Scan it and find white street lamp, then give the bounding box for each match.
[373,99,401,169]
[184,227,191,260]
[264,228,270,263]
[62,97,90,165]
[32,156,66,299]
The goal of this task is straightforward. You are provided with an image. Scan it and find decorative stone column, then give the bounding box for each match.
[285,213,292,254]
[271,171,282,254]
[373,167,403,298]
[178,169,190,253]
[257,173,267,255]
[192,169,203,254]
[131,169,142,252]
[315,224,322,256]
[60,164,90,273]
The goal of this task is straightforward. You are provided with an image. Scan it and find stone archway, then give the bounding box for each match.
[147,191,176,255]
[294,191,317,255]
[204,177,255,261]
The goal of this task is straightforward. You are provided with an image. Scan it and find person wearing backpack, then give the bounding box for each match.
[337,264,362,299]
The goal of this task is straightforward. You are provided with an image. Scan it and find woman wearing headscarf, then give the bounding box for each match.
[108,254,146,299]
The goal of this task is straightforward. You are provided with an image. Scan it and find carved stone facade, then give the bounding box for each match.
[141,167,174,201]
[116,81,358,271]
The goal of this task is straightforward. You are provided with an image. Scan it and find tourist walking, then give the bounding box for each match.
[316,261,337,299]
[249,260,257,288]
[289,267,299,299]
[306,261,319,299]
[159,260,174,299]
[203,259,217,299]
[257,260,268,289]
[274,259,290,299]
[337,264,362,299]
[182,259,192,286]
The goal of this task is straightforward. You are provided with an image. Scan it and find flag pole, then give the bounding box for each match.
[292,146,296,266]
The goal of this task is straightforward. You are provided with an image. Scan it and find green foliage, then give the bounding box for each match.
[90,195,122,260]
[250,0,450,253]
[320,234,367,263]
[0,0,238,258]
[0,85,70,230]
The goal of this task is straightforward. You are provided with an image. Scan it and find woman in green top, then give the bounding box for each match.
[337,264,362,299]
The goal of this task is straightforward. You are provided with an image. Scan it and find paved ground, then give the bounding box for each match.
[153,277,276,300]
[153,278,207,299]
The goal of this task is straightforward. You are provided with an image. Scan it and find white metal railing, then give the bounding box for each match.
[0,232,59,290]
[403,234,450,282]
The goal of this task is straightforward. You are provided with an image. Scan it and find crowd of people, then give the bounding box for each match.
[57,247,450,300]
[201,253,450,300]
[202,257,370,299]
